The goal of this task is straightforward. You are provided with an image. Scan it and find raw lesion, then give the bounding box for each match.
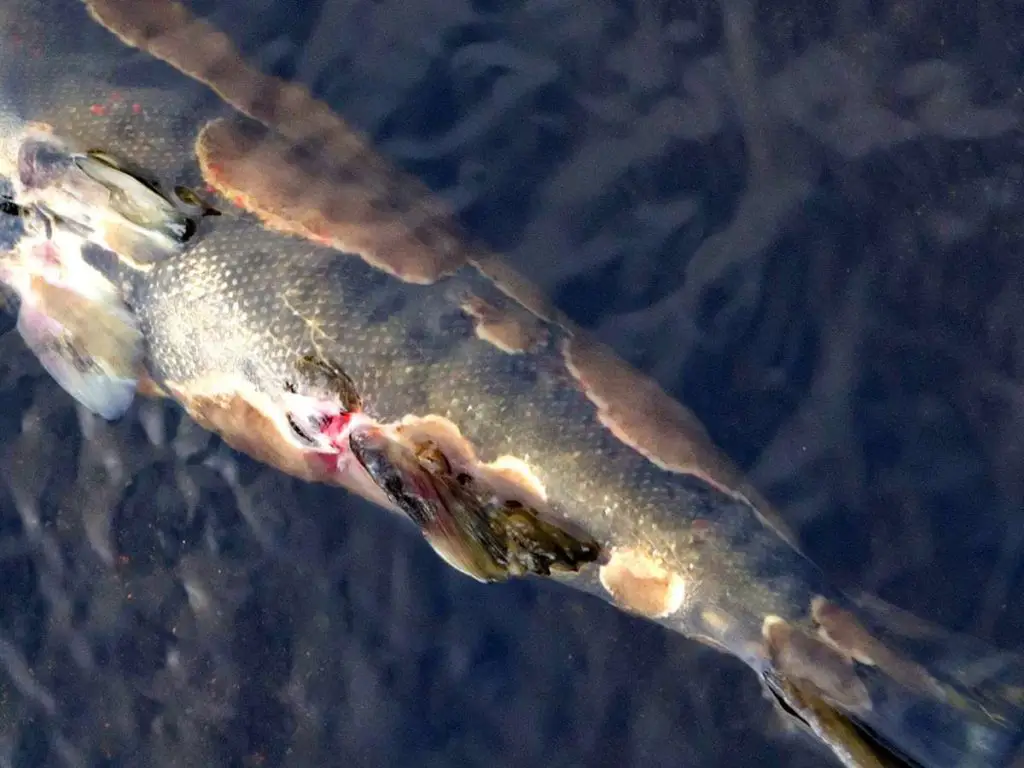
[349,426,601,582]
[286,354,361,413]
[280,351,362,450]
[457,293,549,355]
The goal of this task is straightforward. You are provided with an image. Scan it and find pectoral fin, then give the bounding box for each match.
[99,219,189,269]
[16,286,142,420]
[32,152,199,268]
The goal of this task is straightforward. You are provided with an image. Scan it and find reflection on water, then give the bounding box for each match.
[0,0,1022,765]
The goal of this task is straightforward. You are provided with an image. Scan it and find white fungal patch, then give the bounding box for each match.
[599,548,686,619]
[484,455,548,502]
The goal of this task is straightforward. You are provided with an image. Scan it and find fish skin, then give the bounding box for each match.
[0,1,1022,765]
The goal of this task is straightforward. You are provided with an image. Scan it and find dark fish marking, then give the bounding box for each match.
[282,354,362,445]
[412,439,452,476]
[349,427,600,583]
[760,669,893,768]
[0,195,27,218]
[284,411,319,447]
[172,185,220,218]
[44,331,97,374]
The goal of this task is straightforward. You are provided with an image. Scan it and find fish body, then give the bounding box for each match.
[0,1,1022,766]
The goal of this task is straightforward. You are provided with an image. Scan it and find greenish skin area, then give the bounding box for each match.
[1,1,1022,765]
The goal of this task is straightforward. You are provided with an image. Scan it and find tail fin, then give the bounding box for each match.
[766,594,1024,767]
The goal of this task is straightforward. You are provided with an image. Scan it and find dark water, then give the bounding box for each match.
[1,0,1024,766]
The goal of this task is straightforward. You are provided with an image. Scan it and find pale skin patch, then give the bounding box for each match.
[561,334,801,550]
[762,615,872,714]
[196,119,466,285]
[598,548,686,619]
[459,295,548,355]
[469,254,564,325]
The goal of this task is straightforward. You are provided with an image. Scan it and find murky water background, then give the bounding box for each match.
[0,0,1023,765]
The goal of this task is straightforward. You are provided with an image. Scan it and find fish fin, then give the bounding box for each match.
[762,669,919,768]
[16,303,139,420]
[73,154,193,264]
[101,219,182,267]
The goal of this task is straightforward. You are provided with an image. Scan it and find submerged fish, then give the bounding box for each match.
[0,1,1022,766]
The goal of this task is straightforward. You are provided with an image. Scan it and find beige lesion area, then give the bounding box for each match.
[811,596,947,702]
[561,334,800,548]
[598,547,687,619]
[195,119,467,285]
[458,295,549,355]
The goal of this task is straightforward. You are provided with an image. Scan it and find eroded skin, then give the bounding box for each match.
[0,1,1022,766]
